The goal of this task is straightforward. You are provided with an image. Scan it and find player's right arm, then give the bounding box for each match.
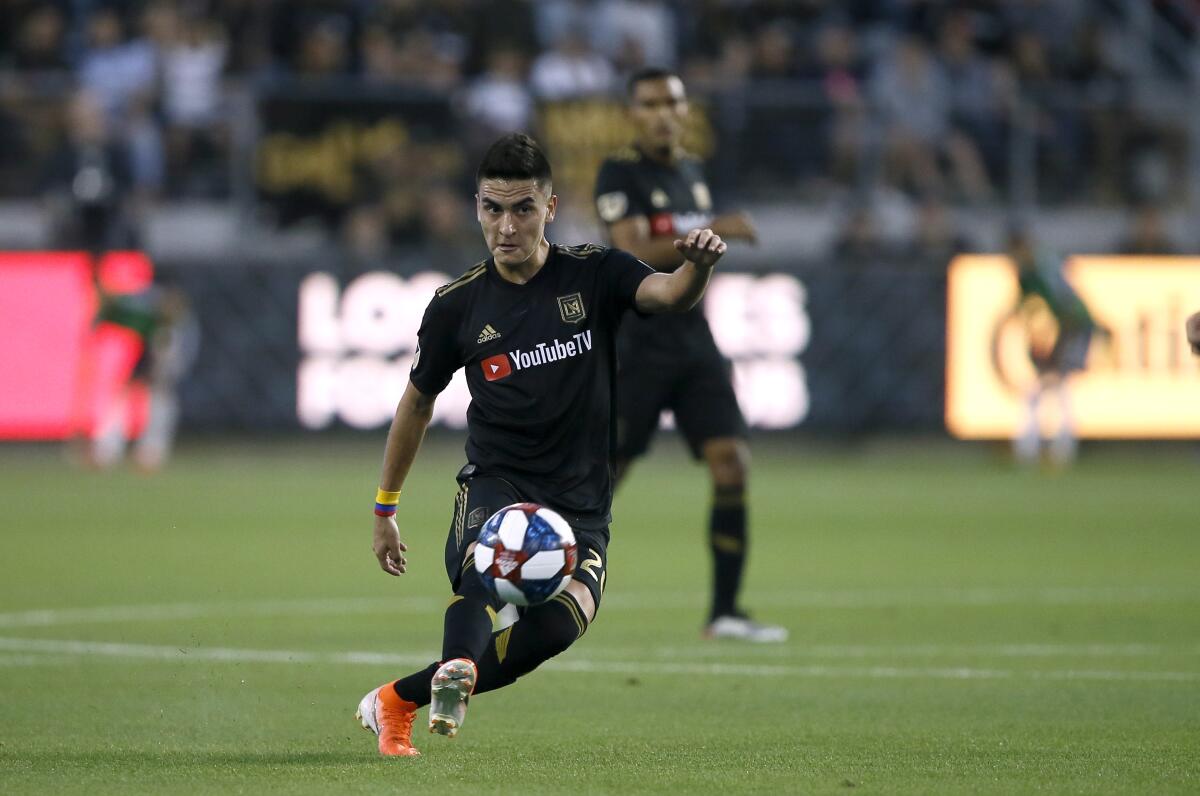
[372,291,462,576]
[373,382,437,576]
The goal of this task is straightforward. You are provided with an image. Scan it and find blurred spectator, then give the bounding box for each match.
[871,35,991,202]
[740,22,809,186]
[530,26,615,100]
[359,23,400,84]
[78,7,157,120]
[412,183,488,268]
[833,205,888,266]
[43,91,137,251]
[391,29,464,91]
[461,46,532,139]
[905,197,968,268]
[592,0,677,72]
[808,23,867,186]
[159,7,229,197]
[1116,205,1178,255]
[937,10,1010,190]
[78,6,163,196]
[341,202,392,272]
[4,2,68,71]
[750,21,800,80]
[1064,20,1127,201]
[1010,27,1085,201]
[869,36,947,198]
[294,14,352,77]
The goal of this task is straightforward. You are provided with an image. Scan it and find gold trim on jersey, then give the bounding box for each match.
[436,260,488,297]
[556,243,606,261]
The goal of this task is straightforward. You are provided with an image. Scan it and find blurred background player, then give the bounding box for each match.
[1007,226,1099,468]
[88,282,199,471]
[594,68,785,643]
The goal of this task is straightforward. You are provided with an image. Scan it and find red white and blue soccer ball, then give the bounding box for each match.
[474,503,578,606]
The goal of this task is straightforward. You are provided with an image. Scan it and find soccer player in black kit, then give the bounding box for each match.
[594,68,786,642]
[356,133,729,757]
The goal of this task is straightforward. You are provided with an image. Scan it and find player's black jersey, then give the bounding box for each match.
[410,243,653,529]
[594,147,719,362]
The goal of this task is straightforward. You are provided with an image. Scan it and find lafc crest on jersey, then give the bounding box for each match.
[557,292,586,324]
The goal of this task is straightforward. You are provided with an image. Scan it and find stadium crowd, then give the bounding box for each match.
[0,0,1193,259]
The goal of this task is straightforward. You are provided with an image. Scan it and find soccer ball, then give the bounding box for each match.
[474,503,578,606]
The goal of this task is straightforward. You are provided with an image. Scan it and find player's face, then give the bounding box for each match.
[630,77,688,152]
[476,179,557,267]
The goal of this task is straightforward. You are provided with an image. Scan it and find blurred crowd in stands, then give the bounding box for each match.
[0,0,1194,262]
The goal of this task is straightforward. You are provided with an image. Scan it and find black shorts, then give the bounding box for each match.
[616,348,748,461]
[443,465,609,610]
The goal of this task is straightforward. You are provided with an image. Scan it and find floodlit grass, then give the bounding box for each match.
[1,435,1197,794]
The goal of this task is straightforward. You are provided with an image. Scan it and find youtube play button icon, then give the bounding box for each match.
[481,353,512,382]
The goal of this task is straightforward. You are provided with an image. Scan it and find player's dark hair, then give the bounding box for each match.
[476,133,552,189]
[627,66,681,97]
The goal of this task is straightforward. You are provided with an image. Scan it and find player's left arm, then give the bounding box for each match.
[634,228,726,314]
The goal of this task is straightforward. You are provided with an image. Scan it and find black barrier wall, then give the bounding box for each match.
[162,260,946,433]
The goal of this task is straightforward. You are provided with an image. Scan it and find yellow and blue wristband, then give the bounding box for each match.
[374,488,401,517]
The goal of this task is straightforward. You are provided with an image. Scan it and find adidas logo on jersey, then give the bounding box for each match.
[477,324,502,343]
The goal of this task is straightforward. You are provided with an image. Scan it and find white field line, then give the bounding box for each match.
[0,598,442,629]
[0,637,1198,684]
[3,585,1198,630]
[632,642,1200,660]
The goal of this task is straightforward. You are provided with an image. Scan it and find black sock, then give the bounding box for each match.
[710,484,747,620]
[392,663,438,706]
[472,591,587,696]
[441,558,507,663]
[392,558,506,707]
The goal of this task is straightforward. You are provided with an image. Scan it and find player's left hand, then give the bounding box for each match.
[1187,311,1200,355]
[674,228,727,269]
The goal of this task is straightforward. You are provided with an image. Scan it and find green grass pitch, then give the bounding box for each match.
[1,435,1198,794]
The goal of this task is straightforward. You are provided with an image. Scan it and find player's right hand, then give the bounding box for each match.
[373,515,408,576]
[674,228,727,269]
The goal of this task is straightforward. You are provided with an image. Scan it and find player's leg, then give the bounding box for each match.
[133,382,180,471]
[1048,330,1090,467]
[357,472,517,754]
[701,436,752,620]
[470,529,607,695]
[1013,379,1043,465]
[91,384,131,468]
[673,355,786,642]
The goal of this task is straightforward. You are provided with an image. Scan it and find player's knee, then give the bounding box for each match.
[534,590,589,658]
[565,578,597,625]
[704,438,749,490]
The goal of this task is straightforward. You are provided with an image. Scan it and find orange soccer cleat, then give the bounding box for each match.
[356,682,421,757]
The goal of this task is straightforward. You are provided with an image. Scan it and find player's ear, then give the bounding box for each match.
[474,193,481,222]
[545,193,558,224]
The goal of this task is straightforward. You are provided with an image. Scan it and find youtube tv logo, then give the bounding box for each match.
[481,354,511,381]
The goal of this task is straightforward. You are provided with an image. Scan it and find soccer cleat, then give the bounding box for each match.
[356,683,421,757]
[704,613,789,643]
[428,658,477,738]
